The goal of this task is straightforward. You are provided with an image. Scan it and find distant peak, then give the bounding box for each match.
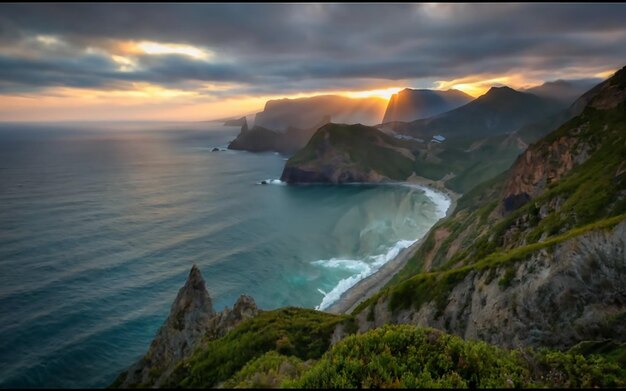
[487,85,516,93]
[187,264,206,290]
[483,86,520,98]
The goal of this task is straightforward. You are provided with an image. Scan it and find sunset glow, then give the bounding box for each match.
[0,4,625,121]
[135,41,211,60]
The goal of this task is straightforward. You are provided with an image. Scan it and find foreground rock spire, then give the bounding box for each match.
[114,265,258,388]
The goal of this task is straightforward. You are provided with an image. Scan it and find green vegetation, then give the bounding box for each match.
[164,307,354,388]
[288,325,624,388]
[287,123,418,180]
[221,351,310,388]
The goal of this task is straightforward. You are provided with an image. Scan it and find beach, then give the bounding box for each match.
[326,182,460,315]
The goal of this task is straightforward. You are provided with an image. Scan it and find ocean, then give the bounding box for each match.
[0,121,448,388]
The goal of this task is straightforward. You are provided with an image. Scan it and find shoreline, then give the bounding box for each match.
[325,179,460,315]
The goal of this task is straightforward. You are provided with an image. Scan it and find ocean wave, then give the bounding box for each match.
[256,179,285,185]
[402,184,451,218]
[313,239,416,311]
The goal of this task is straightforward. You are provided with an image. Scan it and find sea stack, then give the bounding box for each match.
[116,265,215,387]
[114,265,259,388]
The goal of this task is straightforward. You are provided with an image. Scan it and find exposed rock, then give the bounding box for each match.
[114,265,258,388]
[116,265,214,387]
[358,221,626,349]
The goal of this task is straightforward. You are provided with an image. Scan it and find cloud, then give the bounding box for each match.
[0,3,625,100]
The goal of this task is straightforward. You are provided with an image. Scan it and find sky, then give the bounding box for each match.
[0,3,625,122]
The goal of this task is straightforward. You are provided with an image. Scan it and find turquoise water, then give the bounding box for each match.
[0,122,447,388]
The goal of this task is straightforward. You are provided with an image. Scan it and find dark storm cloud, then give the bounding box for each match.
[1,3,626,95]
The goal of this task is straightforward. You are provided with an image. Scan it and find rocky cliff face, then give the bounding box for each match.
[357,220,626,349]
[382,88,473,123]
[114,265,258,388]
[501,66,626,215]
[358,65,626,352]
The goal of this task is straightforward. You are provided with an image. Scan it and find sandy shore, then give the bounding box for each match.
[325,181,460,315]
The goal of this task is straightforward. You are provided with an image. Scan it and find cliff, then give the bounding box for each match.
[382,88,473,123]
[254,95,387,132]
[113,265,258,388]
[227,95,387,154]
[114,269,624,388]
[353,66,626,352]
[280,123,419,184]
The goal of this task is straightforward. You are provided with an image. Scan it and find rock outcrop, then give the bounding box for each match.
[357,221,626,349]
[357,65,626,353]
[382,88,473,123]
[114,265,258,388]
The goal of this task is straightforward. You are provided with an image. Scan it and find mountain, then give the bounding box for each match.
[382,88,473,123]
[280,121,526,193]
[281,123,421,183]
[353,65,626,351]
[389,86,562,141]
[254,95,387,132]
[228,116,331,154]
[523,78,602,108]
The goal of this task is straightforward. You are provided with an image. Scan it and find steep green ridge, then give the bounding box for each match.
[359,213,625,317]
[162,307,355,388]
[348,66,626,356]
[281,122,522,193]
[153,313,624,388]
[281,123,420,183]
[289,325,624,388]
[388,71,626,282]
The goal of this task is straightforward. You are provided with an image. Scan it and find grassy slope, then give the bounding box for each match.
[160,312,625,389]
[287,123,522,191]
[162,307,355,388]
[288,324,624,388]
[386,101,626,288]
[287,123,419,180]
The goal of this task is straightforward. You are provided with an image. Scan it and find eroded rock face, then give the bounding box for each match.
[115,265,258,388]
[358,221,626,349]
[501,133,590,213]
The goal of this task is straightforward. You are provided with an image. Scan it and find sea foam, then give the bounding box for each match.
[314,239,415,311]
[256,178,286,185]
[313,183,451,311]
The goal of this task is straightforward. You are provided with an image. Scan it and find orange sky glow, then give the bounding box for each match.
[0,37,618,122]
